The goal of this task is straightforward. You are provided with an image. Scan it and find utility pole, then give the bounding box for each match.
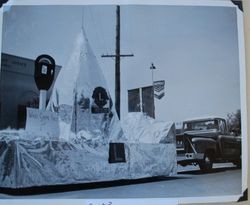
[102,5,134,119]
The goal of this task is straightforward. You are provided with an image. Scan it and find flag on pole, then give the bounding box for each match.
[153,80,165,99]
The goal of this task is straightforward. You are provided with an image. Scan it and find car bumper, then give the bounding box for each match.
[177,153,204,165]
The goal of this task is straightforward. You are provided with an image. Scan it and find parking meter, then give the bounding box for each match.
[34,55,55,110]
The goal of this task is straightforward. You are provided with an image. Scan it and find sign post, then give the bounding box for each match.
[25,54,59,139]
[39,90,47,110]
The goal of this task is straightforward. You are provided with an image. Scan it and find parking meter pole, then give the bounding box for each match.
[39,89,47,110]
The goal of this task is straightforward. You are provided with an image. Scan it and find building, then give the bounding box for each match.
[0,53,61,129]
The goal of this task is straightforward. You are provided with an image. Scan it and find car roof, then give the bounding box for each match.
[183,116,225,123]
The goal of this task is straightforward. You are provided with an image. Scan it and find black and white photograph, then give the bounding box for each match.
[0,0,247,204]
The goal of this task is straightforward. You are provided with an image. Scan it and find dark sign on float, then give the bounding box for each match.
[91,86,110,114]
[34,54,56,91]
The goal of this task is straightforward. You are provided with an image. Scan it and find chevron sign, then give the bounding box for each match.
[153,80,165,99]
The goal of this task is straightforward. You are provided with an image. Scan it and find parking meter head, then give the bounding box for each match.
[34,54,55,90]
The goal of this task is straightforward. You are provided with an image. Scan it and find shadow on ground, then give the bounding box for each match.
[1,166,240,196]
[178,166,240,175]
[0,175,188,196]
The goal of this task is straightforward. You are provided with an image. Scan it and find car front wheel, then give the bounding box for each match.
[199,152,213,173]
[233,156,241,168]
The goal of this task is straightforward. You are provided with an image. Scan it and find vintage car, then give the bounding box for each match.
[177,117,241,172]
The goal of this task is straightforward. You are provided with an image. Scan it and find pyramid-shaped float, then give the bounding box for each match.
[47,28,124,145]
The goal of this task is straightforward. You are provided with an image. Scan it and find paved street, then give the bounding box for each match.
[0,163,242,199]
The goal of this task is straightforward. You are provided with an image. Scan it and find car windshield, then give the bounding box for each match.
[183,120,218,132]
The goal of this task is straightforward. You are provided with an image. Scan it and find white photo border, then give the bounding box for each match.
[0,0,247,204]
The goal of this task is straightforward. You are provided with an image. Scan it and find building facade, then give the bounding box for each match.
[0,53,61,129]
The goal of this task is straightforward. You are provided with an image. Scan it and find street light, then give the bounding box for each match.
[150,63,156,85]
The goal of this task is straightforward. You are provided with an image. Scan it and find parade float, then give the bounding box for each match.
[0,29,176,189]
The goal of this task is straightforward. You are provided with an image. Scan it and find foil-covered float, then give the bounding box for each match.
[0,29,176,189]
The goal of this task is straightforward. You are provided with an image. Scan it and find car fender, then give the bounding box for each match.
[191,137,217,153]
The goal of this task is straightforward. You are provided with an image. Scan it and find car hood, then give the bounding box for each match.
[184,130,219,138]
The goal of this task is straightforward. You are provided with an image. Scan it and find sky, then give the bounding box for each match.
[1,3,242,123]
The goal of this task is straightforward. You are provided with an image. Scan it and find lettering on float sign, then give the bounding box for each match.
[25,108,59,139]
